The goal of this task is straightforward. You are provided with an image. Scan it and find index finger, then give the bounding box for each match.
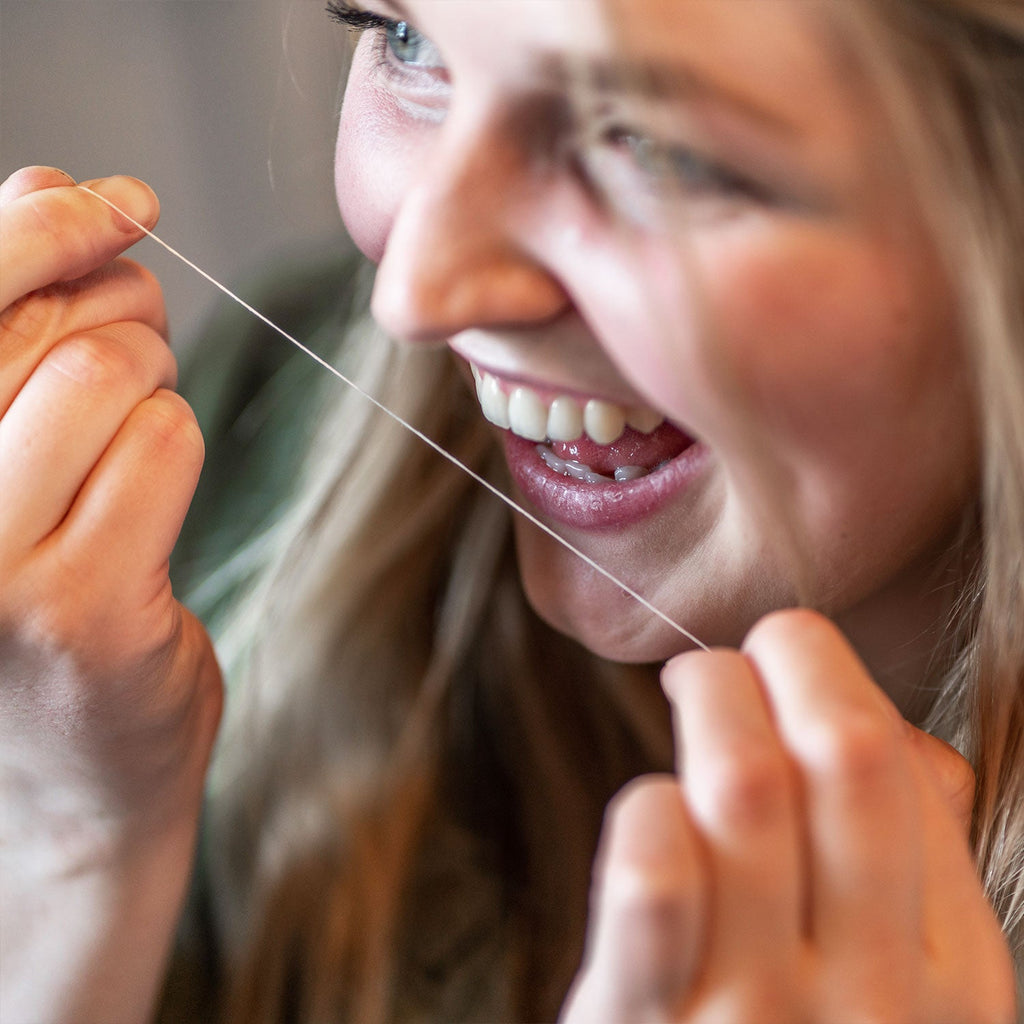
[741,610,922,961]
[0,171,159,310]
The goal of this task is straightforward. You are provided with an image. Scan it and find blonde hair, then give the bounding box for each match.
[167,290,672,1021]
[820,0,1024,985]
[164,0,1024,1018]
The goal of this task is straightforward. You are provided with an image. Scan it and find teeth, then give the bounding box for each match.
[472,365,663,445]
[508,387,548,442]
[547,396,584,442]
[478,373,510,429]
[583,399,626,445]
[626,407,664,434]
[536,444,651,484]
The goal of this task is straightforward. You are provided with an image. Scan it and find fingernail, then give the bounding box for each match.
[82,176,160,233]
[660,651,697,696]
[0,166,76,205]
[44,167,77,184]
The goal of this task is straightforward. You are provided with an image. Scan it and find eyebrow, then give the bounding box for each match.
[543,53,799,135]
[367,0,797,135]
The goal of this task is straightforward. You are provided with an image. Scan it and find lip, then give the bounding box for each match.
[502,429,710,530]
[450,327,651,410]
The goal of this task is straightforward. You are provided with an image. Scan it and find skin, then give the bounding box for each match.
[0,167,222,1023]
[334,0,1015,1018]
[0,1,1015,1020]
[337,0,977,692]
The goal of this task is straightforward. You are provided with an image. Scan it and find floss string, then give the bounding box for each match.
[80,185,709,652]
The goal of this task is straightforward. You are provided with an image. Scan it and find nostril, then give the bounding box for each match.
[369,256,453,346]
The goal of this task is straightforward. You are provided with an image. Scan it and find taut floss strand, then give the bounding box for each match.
[79,184,709,652]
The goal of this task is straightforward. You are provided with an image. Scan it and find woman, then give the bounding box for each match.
[2,0,1021,1020]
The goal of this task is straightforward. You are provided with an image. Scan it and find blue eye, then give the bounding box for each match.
[609,129,759,199]
[326,3,444,71]
[385,20,433,66]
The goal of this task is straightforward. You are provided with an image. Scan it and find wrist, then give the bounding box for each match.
[1,796,202,1024]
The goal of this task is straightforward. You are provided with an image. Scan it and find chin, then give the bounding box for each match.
[515,534,704,665]
[512,514,786,663]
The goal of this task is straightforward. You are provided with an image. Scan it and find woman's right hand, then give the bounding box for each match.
[0,166,223,1020]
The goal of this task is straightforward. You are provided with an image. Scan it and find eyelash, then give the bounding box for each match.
[325,1,389,33]
[327,0,448,90]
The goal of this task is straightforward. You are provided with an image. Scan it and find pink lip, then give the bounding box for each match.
[502,430,710,530]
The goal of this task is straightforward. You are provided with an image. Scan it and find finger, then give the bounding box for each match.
[909,747,988,940]
[51,388,203,602]
[0,166,76,206]
[0,175,158,309]
[662,649,804,967]
[0,322,178,549]
[568,775,708,1020]
[908,751,1018,1022]
[906,726,975,836]
[0,258,169,415]
[742,611,922,969]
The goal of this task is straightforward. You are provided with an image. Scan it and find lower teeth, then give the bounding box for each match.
[536,444,649,484]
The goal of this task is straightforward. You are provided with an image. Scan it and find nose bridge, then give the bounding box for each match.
[433,104,527,219]
[372,102,568,341]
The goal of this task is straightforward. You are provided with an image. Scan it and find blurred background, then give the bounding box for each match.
[1,0,351,351]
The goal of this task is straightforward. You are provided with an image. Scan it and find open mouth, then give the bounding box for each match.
[470,363,707,528]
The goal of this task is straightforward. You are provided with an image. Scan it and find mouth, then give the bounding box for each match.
[470,363,709,529]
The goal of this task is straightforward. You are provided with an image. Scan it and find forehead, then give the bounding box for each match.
[399,0,845,112]
[391,0,875,191]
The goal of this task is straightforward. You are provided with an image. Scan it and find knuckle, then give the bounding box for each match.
[602,857,699,923]
[803,710,901,787]
[100,256,167,323]
[600,777,702,927]
[944,747,977,804]
[698,744,790,830]
[137,390,204,463]
[47,329,157,393]
[598,857,701,975]
[0,289,66,359]
[1,260,168,361]
[24,187,109,271]
[21,580,96,659]
[18,568,170,677]
[111,254,160,293]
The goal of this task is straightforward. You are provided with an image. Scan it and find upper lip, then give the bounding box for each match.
[448,323,655,411]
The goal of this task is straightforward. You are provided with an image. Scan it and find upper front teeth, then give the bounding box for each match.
[473,366,662,445]
[508,387,548,441]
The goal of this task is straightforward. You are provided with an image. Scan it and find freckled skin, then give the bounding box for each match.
[334,0,977,702]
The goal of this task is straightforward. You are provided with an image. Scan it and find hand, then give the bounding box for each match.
[561,610,1016,1023]
[0,166,222,864]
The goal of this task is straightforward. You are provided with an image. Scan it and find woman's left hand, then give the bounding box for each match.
[561,609,1017,1023]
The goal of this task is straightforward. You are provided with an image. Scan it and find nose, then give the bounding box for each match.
[371,112,570,344]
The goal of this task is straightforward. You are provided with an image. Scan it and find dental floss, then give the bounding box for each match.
[79,185,710,652]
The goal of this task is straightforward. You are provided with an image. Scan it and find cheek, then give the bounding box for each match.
[695,228,974,558]
[702,229,957,452]
[585,219,954,453]
[335,60,415,263]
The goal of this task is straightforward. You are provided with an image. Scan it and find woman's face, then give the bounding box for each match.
[334,0,976,674]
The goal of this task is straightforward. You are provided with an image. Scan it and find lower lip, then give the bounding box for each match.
[502,430,710,530]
